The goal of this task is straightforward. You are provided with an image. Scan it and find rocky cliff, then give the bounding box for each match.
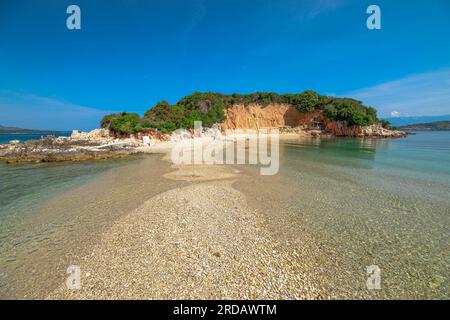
[222,104,406,137]
[222,104,307,129]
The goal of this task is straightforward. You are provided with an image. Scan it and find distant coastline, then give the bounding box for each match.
[0,132,71,144]
[384,115,450,127]
[0,124,70,135]
[0,131,70,135]
[396,120,450,131]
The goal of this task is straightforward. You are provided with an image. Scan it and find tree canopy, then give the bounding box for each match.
[100,91,381,134]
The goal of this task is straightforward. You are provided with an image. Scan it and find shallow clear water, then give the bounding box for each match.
[0,156,146,298]
[0,154,182,299]
[235,131,450,299]
[0,131,448,299]
[0,158,135,221]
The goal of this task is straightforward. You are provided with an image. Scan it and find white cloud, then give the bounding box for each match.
[390,111,401,118]
[344,68,450,117]
[0,90,114,131]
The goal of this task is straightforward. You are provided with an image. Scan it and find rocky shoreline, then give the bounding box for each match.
[0,125,407,163]
[0,129,143,163]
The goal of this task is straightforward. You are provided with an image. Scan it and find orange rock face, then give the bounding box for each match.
[221,104,324,130]
[221,104,407,137]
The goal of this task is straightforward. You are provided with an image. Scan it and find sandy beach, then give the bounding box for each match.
[47,162,320,299]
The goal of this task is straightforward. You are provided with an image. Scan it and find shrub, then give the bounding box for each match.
[100,91,381,134]
[100,112,140,134]
[111,113,140,134]
[379,120,392,129]
[296,90,320,112]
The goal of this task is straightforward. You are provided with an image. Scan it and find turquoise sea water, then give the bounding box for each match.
[0,159,134,220]
[236,131,450,298]
[0,131,448,298]
[0,133,71,144]
[0,156,150,298]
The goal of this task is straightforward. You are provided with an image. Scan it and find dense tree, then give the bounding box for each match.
[296,90,320,112]
[100,91,382,135]
[100,112,140,134]
[379,120,392,129]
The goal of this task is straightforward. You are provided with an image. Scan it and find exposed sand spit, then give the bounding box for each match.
[48,174,319,299]
[163,164,239,182]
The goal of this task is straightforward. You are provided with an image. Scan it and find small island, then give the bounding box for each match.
[0,91,406,163]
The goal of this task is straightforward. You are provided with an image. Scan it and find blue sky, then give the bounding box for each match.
[1,0,449,130]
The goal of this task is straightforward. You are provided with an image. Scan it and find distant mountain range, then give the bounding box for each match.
[0,125,69,134]
[383,115,450,126]
[396,121,450,131]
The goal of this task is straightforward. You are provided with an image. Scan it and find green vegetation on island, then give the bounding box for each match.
[100,91,384,135]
